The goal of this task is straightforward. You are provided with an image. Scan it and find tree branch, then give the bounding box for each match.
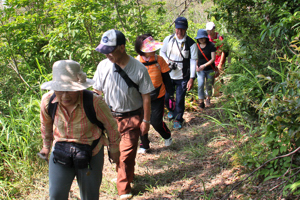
[169,0,193,28]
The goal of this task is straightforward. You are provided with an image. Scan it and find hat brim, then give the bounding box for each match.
[95,44,116,54]
[195,36,208,39]
[41,79,95,91]
[175,24,188,29]
[141,43,163,53]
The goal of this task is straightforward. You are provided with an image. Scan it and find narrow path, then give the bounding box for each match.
[27,95,278,199]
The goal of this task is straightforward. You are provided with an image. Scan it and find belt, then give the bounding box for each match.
[111,108,142,117]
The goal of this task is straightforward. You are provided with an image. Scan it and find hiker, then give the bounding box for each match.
[195,29,216,108]
[134,34,174,154]
[159,16,198,129]
[93,29,154,199]
[206,22,227,96]
[39,60,120,200]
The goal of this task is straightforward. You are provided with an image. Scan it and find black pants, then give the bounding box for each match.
[140,96,171,149]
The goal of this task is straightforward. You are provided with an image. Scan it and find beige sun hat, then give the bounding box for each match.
[41,60,94,91]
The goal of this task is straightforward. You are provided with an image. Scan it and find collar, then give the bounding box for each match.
[141,55,155,62]
[174,34,187,42]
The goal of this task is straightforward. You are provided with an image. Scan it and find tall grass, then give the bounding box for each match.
[0,91,42,199]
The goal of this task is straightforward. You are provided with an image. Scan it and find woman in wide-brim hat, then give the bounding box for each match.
[195,29,216,109]
[39,60,120,200]
[134,34,174,154]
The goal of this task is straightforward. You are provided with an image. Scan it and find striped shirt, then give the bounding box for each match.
[136,55,170,99]
[40,91,120,156]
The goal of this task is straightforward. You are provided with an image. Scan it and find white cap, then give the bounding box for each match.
[206,22,215,30]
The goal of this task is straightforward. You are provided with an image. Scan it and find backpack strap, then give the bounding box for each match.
[48,92,57,122]
[82,90,103,148]
[167,34,194,62]
[114,63,139,92]
[140,55,161,71]
[82,90,105,131]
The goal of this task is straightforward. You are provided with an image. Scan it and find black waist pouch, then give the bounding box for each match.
[53,141,93,169]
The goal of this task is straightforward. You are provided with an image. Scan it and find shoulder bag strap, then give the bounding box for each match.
[114,64,139,91]
[197,43,216,71]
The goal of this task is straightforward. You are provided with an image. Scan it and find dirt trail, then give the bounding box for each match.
[28,96,277,199]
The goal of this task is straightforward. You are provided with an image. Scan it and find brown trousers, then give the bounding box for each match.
[115,114,142,195]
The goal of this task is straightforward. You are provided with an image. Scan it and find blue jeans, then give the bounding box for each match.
[49,146,104,200]
[197,70,215,99]
[165,79,188,123]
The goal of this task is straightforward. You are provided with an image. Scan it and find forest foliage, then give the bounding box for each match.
[0,0,299,198]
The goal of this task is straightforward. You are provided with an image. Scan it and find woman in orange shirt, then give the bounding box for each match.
[135,34,174,154]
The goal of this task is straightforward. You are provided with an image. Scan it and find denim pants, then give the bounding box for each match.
[49,146,104,200]
[165,79,188,123]
[140,96,171,149]
[197,70,215,99]
[115,114,142,195]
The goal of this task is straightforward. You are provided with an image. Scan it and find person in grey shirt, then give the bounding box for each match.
[93,29,154,200]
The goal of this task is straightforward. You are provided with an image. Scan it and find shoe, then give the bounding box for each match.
[120,193,133,199]
[165,137,173,146]
[137,147,148,154]
[173,121,182,129]
[167,111,174,119]
[205,99,211,107]
[199,102,205,109]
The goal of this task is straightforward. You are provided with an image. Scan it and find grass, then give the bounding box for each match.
[0,94,42,199]
[1,92,288,199]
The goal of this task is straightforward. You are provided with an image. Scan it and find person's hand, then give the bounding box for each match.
[187,79,194,91]
[38,147,50,162]
[140,121,150,136]
[218,64,224,74]
[196,65,206,72]
[109,151,120,164]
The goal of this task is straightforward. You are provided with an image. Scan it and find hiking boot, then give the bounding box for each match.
[120,193,133,199]
[173,121,182,129]
[167,111,174,119]
[199,102,205,109]
[137,147,148,154]
[164,137,173,146]
[205,99,211,107]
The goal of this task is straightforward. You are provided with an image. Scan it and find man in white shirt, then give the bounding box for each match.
[93,29,154,199]
[160,17,198,129]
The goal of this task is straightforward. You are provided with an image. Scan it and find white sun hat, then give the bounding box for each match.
[206,22,215,30]
[41,60,94,91]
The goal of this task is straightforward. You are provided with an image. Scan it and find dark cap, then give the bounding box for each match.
[95,29,126,54]
[175,17,188,29]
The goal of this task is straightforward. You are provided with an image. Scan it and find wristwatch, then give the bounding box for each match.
[143,119,150,124]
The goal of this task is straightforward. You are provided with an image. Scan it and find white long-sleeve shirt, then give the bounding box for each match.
[160,34,197,80]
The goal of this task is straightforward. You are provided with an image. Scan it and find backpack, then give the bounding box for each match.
[48,90,105,132]
[138,55,162,100]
